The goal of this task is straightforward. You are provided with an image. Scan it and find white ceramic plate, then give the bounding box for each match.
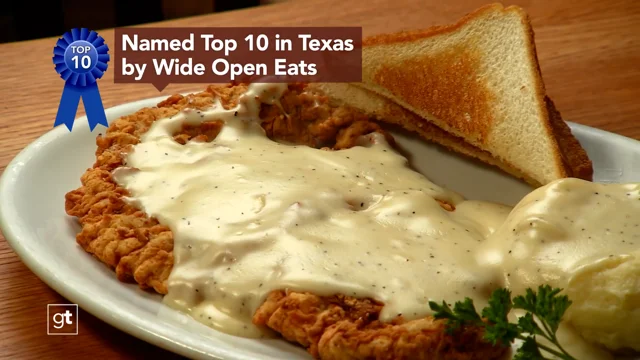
[1,95,639,360]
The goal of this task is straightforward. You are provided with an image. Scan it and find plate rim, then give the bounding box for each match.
[1,95,639,360]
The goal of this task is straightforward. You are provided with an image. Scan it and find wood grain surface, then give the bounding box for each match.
[0,0,639,358]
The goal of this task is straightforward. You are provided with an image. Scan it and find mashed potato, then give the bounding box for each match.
[478,178,640,353]
[565,253,640,352]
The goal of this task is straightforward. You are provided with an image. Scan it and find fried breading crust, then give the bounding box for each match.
[65,83,506,359]
[254,291,506,360]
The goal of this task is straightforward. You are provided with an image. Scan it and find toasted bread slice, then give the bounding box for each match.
[356,3,593,185]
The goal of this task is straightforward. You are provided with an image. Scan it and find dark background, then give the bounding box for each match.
[0,0,280,44]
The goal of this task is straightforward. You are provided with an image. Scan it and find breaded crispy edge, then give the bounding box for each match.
[64,89,224,293]
[253,291,507,360]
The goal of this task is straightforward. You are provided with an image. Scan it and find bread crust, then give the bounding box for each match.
[362,3,505,47]
[545,97,594,180]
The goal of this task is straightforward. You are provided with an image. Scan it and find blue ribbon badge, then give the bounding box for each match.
[52,28,110,131]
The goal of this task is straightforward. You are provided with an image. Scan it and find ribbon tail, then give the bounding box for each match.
[82,83,109,131]
[54,84,82,131]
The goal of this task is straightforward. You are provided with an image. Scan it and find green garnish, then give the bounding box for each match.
[428,285,576,360]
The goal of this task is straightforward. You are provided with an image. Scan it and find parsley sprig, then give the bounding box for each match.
[428,285,577,360]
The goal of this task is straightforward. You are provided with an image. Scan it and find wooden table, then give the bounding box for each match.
[0,0,638,358]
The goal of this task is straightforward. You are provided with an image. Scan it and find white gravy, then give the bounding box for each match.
[112,83,639,358]
[478,178,639,295]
